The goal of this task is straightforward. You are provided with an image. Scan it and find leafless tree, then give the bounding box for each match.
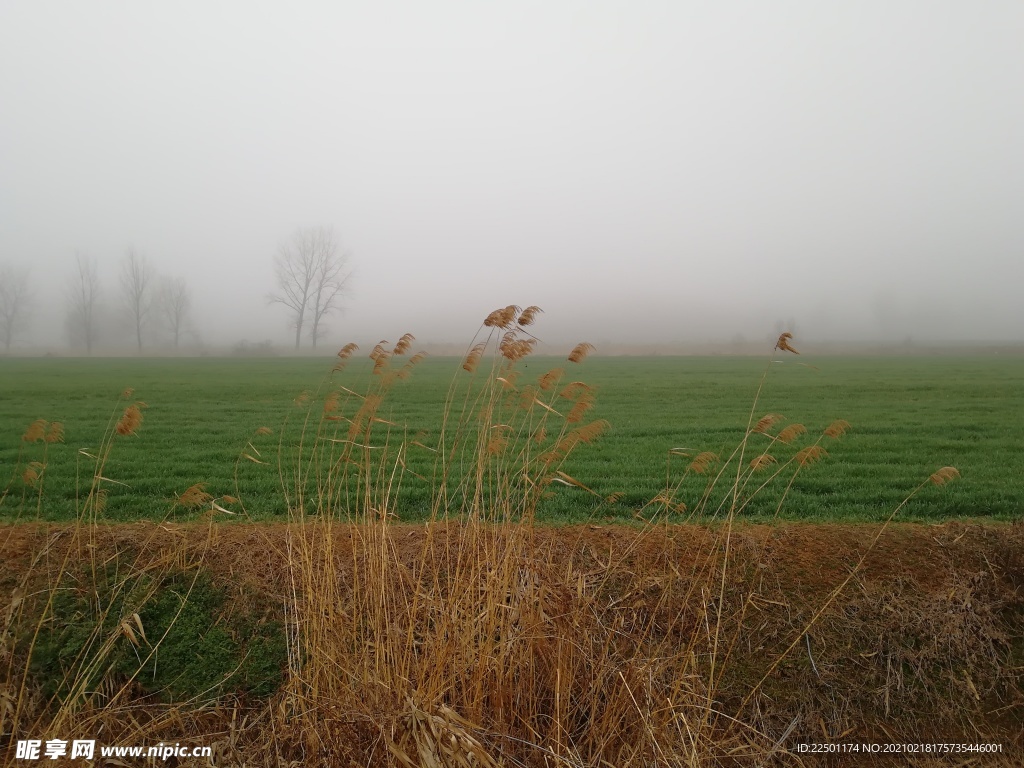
[121,249,155,353]
[157,275,192,349]
[268,227,352,350]
[0,263,32,352]
[66,253,102,354]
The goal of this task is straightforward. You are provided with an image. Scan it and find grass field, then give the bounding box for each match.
[2,352,1023,522]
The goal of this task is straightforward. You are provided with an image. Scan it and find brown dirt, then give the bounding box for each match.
[2,520,1023,766]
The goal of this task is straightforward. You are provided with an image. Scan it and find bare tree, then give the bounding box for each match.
[66,253,102,354]
[268,227,352,350]
[121,249,155,353]
[157,275,192,349]
[0,263,31,353]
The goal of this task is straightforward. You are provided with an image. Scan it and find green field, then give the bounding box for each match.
[2,354,1022,522]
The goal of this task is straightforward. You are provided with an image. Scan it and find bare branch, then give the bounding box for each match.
[66,253,102,354]
[0,263,32,352]
[157,275,192,349]
[268,227,352,350]
[121,249,155,353]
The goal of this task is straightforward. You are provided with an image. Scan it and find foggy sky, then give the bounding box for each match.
[2,2,1022,351]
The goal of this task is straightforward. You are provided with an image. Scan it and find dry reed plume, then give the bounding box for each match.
[824,419,851,438]
[775,423,806,444]
[115,403,144,436]
[567,342,594,363]
[775,332,799,354]
[930,465,960,486]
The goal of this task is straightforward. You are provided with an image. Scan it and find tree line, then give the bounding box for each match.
[0,226,351,354]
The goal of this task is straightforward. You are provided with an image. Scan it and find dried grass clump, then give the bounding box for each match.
[386,700,502,768]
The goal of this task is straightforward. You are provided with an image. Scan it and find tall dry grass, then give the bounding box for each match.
[2,312,991,768]
[262,315,970,765]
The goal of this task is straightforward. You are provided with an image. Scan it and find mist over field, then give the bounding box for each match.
[1,2,1022,354]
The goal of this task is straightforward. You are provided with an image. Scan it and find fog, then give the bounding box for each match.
[2,2,1022,353]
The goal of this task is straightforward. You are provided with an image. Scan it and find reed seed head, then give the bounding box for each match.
[566,396,595,423]
[749,454,778,472]
[462,342,486,373]
[176,482,214,509]
[776,424,807,444]
[559,381,594,401]
[568,342,595,364]
[323,391,340,414]
[775,332,799,354]
[752,413,784,435]
[22,461,44,487]
[499,332,535,362]
[484,305,520,329]
[930,466,960,486]
[574,419,608,443]
[795,445,828,466]
[393,333,415,355]
[688,451,719,475]
[824,419,851,439]
[517,305,542,326]
[372,352,391,375]
[44,422,64,444]
[116,403,144,436]
[537,367,564,391]
[22,419,47,443]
